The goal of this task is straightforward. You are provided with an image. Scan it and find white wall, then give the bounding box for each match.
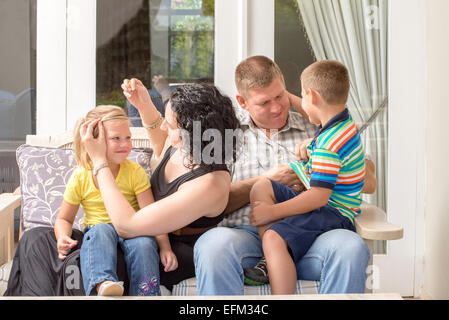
[424,0,449,300]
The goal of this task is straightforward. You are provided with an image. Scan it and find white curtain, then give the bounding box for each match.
[296,0,388,218]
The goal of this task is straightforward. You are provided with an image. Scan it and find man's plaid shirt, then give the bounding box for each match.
[219,108,317,228]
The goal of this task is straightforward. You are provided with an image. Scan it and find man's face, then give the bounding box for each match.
[237,77,290,131]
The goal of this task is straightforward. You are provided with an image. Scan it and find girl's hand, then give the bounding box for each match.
[80,119,107,167]
[160,249,178,272]
[121,78,152,113]
[249,201,275,227]
[57,235,78,260]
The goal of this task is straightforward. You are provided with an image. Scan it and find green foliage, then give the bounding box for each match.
[96,90,126,108]
[168,0,214,81]
[202,0,214,16]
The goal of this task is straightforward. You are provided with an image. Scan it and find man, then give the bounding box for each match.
[194,56,372,295]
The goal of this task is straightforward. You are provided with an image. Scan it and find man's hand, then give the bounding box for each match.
[249,201,276,226]
[263,164,301,190]
[294,138,313,162]
[362,159,377,194]
[288,91,309,120]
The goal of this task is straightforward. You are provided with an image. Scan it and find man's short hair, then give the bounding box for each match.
[301,60,350,105]
[235,56,284,98]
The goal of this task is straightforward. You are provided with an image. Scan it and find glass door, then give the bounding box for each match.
[96,0,215,125]
[0,0,37,236]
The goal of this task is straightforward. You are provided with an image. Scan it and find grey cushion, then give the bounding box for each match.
[16,145,153,231]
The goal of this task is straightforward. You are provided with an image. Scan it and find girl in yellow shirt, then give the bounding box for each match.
[54,105,177,296]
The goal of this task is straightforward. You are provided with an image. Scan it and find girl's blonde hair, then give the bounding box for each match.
[73,105,129,170]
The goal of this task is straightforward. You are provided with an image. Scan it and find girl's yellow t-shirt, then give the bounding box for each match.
[63,159,150,227]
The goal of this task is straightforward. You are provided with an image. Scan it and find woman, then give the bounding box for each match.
[92,79,240,291]
[5,80,240,295]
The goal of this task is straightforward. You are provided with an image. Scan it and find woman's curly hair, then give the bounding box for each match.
[169,83,242,171]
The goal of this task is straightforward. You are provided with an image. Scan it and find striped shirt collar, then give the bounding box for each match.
[314,108,350,138]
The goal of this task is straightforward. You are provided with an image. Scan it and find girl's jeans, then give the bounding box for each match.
[80,223,160,296]
[194,225,370,295]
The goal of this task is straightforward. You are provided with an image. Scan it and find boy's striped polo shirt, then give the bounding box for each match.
[291,108,365,222]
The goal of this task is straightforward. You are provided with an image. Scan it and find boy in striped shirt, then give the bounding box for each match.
[244,60,366,294]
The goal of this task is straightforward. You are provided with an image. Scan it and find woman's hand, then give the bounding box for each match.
[160,249,178,272]
[121,78,153,113]
[80,118,107,167]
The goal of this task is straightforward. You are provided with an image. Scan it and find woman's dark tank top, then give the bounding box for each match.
[150,146,228,228]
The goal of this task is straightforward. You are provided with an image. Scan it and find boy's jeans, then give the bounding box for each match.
[194,225,370,295]
[80,223,160,296]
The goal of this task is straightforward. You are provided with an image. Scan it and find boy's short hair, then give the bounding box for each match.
[301,60,350,105]
[235,55,284,98]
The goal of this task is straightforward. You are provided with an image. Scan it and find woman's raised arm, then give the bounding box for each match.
[110,172,230,238]
[80,118,230,238]
[122,78,168,157]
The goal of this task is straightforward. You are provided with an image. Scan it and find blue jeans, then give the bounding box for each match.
[80,223,160,296]
[194,225,370,295]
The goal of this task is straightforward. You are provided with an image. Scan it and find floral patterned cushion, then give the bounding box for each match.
[16,145,153,231]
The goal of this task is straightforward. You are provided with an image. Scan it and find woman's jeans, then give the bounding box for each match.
[194,225,370,295]
[80,223,160,296]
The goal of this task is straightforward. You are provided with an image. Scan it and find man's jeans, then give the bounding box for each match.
[194,225,370,295]
[80,223,160,296]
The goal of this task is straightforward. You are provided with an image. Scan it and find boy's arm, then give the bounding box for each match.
[250,187,332,226]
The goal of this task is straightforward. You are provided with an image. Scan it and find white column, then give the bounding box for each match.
[247,0,274,59]
[215,0,274,104]
[66,0,96,131]
[374,0,426,297]
[36,0,67,135]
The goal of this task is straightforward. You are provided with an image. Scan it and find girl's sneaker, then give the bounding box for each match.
[97,281,124,296]
[243,257,269,286]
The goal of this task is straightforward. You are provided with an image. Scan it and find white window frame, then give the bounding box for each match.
[37,0,95,135]
[215,0,274,106]
[36,0,425,297]
[377,0,426,297]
